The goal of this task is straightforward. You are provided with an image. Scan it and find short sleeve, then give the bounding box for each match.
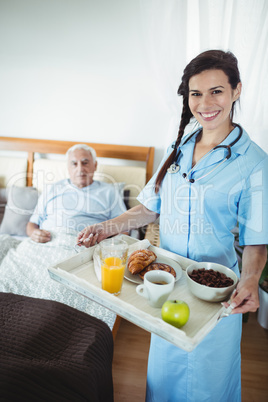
[137,148,173,213]
[137,173,161,213]
[238,155,268,246]
[108,186,127,219]
[29,193,45,226]
[29,183,55,227]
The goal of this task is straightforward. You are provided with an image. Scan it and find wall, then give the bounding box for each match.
[0,0,173,170]
[0,0,267,172]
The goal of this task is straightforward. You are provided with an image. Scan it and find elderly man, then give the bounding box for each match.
[26,144,126,243]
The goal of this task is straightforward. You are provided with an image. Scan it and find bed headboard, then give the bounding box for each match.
[0,136,154,183]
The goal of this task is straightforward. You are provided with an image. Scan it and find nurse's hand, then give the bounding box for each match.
[223,276,260,314]
[223,245,267,315]
[76,223,109,248]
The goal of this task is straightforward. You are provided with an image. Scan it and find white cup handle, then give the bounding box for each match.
[136,284,148,299]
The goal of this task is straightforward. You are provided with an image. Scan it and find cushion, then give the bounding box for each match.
[0,156,28,188]
[32,159,68,191]
[0,188,7,225]
[95,164,146,208]
[0,188,7,204]
[0,292,114,401]
[0,186,39,236]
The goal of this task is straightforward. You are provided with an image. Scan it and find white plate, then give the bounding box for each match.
[124,256,182,284]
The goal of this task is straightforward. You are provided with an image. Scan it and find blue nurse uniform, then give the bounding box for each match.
[137,126,268,402]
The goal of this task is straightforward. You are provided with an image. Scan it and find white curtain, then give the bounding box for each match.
[140,0,268,152]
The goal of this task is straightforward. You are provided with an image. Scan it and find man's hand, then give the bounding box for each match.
[30,228,51,243]
[26,222,51,243]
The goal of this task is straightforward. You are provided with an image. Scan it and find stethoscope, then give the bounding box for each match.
[167,124,243,183]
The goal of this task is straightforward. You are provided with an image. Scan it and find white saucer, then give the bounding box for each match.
[124,256,182,284]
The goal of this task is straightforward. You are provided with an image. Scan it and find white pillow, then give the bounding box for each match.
[0,186,39,236]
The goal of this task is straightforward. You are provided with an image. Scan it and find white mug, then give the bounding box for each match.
[136,270,175,308]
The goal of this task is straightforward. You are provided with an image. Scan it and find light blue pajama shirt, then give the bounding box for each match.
[137,125,268,402]
[30,179,126,232]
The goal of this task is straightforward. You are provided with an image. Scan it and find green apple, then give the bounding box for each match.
[161,300,190,328]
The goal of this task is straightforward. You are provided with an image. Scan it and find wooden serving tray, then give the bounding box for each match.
[48,235,227,352]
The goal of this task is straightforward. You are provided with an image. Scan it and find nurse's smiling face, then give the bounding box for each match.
[188,69,241,135]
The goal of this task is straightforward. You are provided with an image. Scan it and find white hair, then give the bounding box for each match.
[66,144,97,162]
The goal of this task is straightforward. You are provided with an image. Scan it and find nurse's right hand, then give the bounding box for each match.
[77,223,109,248]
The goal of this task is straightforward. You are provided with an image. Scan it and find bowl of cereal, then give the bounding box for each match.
[186,262,238,302]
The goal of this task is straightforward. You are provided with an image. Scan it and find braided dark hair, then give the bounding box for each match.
[154,49,241,193]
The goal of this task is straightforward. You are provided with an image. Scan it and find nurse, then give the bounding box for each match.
[77,50,268,401]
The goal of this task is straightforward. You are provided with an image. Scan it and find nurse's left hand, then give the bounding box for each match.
[223,276,260,314]
[223,244,267,315]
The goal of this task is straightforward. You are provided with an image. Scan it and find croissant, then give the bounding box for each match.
[139,262,176,280]
[127,249,157,275]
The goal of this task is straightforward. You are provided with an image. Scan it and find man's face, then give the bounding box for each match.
[67,149,97,188]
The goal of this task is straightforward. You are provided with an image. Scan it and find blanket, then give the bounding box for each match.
[0,229,116,330]
[0,292,114,402]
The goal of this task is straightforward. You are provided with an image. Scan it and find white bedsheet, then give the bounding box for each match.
[0,228,116,330]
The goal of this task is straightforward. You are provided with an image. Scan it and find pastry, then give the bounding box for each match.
[139,262,176,280]
[127,249,157,275]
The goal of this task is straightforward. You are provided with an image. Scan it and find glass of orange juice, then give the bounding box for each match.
[100,238,128,295]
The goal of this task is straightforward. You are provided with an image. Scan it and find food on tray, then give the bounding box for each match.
[139,262,176,280]
[188,268,234,288]
[161,300,190,328]
[127,249,157,275]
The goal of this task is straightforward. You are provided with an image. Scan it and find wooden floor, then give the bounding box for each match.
[112,312,268,402]
[241,313,268,402]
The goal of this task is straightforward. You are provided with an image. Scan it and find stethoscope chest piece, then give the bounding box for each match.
[167,163,180,174]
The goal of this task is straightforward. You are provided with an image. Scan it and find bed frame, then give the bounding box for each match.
[0,136,155,340]
[0,136,154,186]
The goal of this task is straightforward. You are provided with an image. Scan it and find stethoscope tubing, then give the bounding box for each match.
[168,124,243,182]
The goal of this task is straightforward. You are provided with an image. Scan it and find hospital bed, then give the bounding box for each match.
[0,136,154,399]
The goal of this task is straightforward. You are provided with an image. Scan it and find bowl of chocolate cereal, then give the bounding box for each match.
[186,262,238,302]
